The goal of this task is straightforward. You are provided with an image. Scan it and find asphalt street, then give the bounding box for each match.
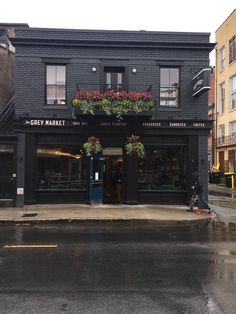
[0,222,236,314]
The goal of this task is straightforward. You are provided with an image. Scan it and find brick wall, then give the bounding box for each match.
[0,46,15,111]
[14,28,211,120]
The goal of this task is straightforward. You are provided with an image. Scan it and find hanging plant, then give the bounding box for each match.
[83,136,103,156]
[125,134,145,158]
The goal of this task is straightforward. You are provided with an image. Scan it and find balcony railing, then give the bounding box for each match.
[216,133,236,147]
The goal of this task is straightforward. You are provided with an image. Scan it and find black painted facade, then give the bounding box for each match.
[3,27,214,207]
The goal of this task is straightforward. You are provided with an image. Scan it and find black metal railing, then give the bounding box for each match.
[216,134,236,147]
[74,83,153,94]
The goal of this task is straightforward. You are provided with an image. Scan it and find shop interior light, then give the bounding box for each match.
[37,148,81,159]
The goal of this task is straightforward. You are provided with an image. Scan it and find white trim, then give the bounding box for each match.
[192,68,211,80]
[192,86,210,97]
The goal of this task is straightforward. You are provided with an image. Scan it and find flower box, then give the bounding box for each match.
[72,90,155,119]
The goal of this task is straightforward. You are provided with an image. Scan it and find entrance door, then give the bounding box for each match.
[0,144,14,204]
[88,154,104,205]
[219,151,225,173]
[103,147,123,203]
[104,66,125,91]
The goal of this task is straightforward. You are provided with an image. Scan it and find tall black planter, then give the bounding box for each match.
[123,154,138,205]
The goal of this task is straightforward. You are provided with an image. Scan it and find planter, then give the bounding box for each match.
[73,108,155,117]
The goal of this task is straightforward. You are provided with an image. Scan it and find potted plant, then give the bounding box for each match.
[83,136,103,156]
[125,134,145,158]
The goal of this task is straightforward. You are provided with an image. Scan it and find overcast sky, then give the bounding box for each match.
[1,0,235,64]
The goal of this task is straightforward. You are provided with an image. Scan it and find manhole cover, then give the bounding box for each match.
[21,213,38,217]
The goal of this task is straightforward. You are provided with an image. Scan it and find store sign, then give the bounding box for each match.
[192,68,211,97]
[24,119,66,126]
[22,118,210,129]
[142,121,209,128]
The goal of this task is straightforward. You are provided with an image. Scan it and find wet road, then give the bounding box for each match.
[0,222,236,314]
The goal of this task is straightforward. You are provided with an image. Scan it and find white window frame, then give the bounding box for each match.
[219,46,225,71]
[230,75,236,110]
[229,121,236,144]
[219,82,225,114]
[219,124,225,144]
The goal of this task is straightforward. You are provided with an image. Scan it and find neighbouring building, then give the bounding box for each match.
[215,9,236,175]
[208,66,216,168]
[0,26,214,207]
[0,24,28,206]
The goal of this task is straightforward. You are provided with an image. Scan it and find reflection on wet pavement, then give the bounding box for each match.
[0,222,236,313]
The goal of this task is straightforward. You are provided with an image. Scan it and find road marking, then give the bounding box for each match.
[3,244,58,248]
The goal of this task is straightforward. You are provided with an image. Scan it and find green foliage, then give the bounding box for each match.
[83,136,102,156]
[125,135,145,158]
[72,90,155,120]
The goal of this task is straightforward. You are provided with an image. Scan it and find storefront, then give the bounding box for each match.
[17,116,211,205]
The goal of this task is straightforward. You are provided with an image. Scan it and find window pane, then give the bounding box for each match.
[160,68,179,107]
[230,76,236,109]
[138,147,186,191]
[56,86,66,99]
[46,65,66,105]
[47,66,56,84]
[170,69,179,86]
[37,147,87,190]
[56,66,66,85]
[47,86,56,104]
[117,73,122,85]
[160,68,169,86]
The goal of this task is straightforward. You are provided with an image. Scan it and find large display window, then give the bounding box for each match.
[37,146,87,190]
[138,146,186,191]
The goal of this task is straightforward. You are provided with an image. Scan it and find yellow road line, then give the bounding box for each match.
[3,244,58,248]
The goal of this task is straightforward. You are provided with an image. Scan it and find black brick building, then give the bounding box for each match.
[0,26,214,207]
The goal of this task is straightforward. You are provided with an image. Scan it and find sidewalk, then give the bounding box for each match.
[0,204,215,226]
[209,183,236,197]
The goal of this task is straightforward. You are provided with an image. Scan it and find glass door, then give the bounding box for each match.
[88,154,104,205]
[104,66,125,91]
[0,144,14,202]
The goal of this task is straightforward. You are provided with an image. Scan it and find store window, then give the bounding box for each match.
[160,68,179,107]
[138,147,186,191]
[46,65,66,105]
[37,146,87,190]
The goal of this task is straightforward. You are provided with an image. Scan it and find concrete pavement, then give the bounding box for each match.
[0,203,215,226]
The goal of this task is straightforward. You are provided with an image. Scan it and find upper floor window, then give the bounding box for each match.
[219,46,225,70]
[219,82,225,114]
[160,68,179,108]
[46,65,66,105]
[219,124,225,144]
[230,75,236,110]
[229,121,236,143]
[229,36,236,64]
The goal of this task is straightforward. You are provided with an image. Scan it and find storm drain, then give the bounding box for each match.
[21,213,38,218]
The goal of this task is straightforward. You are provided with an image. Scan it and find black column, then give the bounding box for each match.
[123,153,138,205]
[187,135,198,200]
[24,133,37,204]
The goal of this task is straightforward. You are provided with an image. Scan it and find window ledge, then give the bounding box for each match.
[157,107,182,112]
[44,105,68,110]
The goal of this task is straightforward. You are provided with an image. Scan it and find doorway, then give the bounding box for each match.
[0,144,14,205]
[103,147,123,203]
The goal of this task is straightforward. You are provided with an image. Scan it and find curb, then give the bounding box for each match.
[0,215,215,227]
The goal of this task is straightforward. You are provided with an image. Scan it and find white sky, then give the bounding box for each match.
[1,0,235,65]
